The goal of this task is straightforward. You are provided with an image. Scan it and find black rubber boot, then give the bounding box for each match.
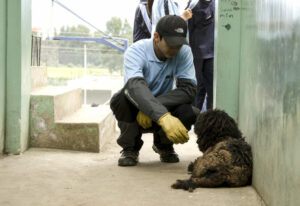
[152,145,179,163]
[118,150,139,166]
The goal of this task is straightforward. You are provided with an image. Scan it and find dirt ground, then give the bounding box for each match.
[0,133,265,206]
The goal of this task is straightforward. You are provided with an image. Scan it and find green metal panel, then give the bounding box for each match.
[0,0,7,154]
[20,0,32,152]
[238,0,300,205]
[5,0,31,154]
[214,0,242,120]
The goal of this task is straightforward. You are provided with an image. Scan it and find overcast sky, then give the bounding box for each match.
[32,0,189,36]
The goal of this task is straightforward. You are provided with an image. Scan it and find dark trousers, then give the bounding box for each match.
[110,88,198,152]
[193,57,214,110]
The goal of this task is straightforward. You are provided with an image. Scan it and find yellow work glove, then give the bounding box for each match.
[136,111,152,129]
[157,112,189,144]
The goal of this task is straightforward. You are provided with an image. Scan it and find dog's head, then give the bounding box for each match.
[194,109,243,152]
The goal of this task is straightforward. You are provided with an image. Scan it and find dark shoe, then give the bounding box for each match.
[118,149,139,166]
[152,145,179,163]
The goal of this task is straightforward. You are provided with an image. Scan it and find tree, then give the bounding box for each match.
[105,17,123,37]
[105,17,133,42]
[43,18,133,72]
[99,17,133,73]
[56,24,91,66]
[121,19,133,43]
[59,24,91,37]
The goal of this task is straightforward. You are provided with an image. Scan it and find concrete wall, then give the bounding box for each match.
[215,0,300,205]
[0,0,7,154]
[19,0,32,152]
[238,0,300,205]
[0,0,32,154]
[214,0,242,120]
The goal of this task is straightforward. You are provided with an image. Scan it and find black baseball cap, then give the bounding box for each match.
[155,15,188,47]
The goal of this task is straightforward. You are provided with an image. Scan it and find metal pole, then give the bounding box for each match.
[49,0,54,37]
[52,0,123,46]
[83,44,87,105]
[31,35,33,66]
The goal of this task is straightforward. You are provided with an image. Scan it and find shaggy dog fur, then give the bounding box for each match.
[172,109,253,192]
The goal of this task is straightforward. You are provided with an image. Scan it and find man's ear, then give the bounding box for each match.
[153,32,160,43]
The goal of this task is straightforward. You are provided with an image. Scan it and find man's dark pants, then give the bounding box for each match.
[193,57,214,110]
[110,88,197,152]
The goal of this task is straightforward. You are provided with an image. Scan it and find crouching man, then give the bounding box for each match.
[110,15,199,166]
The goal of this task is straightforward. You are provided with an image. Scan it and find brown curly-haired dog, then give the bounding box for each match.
[172,109,252,192]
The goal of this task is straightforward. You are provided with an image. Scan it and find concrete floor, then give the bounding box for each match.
[0,133,265,206]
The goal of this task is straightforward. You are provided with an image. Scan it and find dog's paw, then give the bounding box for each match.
[171,180,183,189]
[188,187,195,192]
[171,179,196,192]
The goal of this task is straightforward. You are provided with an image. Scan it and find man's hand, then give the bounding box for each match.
[157,112,189,144]
[181,8,193,21]
[136,111,152,129]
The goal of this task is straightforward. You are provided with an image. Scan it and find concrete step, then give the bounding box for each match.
[56,105,110,124]
[31,86,82,121]
[30,87,116,153]
[56,105,116,152]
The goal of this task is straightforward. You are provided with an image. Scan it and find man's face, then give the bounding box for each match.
[153,32,182,61]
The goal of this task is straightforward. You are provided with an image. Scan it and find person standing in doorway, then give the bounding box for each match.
[186,0,215,110]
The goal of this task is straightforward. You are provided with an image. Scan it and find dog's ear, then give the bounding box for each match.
[194,109,243,151]
[205,109,242,139]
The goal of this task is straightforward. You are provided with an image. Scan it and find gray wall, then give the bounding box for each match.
[238,0,300,205]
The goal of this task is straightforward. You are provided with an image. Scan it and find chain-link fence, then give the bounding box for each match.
[41,40,124,85]
[40,40,124,105]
